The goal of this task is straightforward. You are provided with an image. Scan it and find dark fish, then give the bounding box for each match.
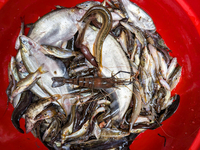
[163,94,180,121]
[11,91,33,133]
[69,133,138,150]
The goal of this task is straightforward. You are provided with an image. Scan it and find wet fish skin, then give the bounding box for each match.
[129,81,142,132]
[120,21,145,47]
[19,35,71,99]
[10,64,46,100]
[76,1,101,10]
[120,0,156,30]
[158,51,167,79]
[25,95,60,133]
[140,46,150,71]
[11,91,33,133]
[168,66,182,91]
[148,44,159,73]
[42,118,60,141]
[34,105,58,121]
[159,77,171,91]
[62,120,89,143]
[27,8,86,47]
[16,59,49,98]
[100,128,130,138]
[41,45,77,59]
[166,57,177,80]
[148,55,156,81]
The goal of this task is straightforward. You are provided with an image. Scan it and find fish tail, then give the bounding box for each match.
[51,77,65,88]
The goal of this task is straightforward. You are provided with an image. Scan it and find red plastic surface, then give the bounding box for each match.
[0,0,200,150]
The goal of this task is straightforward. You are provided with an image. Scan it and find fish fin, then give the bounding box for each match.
[25,23,34,28]
[38,64,48,74]
[51,77,65,88]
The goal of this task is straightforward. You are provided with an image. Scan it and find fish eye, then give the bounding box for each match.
[22,40,27,44]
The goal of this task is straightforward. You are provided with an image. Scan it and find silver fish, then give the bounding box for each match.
[10,57,20,82]
[61,120,89,143]
[159,77,170,91]
[19,35,71,98]
[158,51,167,79]
[166,57,177,80]
[148,44,159,73]
[129,81,142,132]
[41,45,77,59]
[28,8,86,47]
[100,128,129,138]
[120,21,145,47]
[42,118,60,141]
[140,46,150,71]
[118,30,128,54]
[10,64,46,100]
[168,66,182,91]
[16,59,49,98]
[120,0,156,30]
[148,55,156,81]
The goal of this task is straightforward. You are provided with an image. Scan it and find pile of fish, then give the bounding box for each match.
[6,0,182,149]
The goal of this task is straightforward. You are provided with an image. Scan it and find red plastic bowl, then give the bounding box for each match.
[0,0,200,150]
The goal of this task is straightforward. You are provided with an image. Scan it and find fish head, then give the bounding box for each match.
[19,35,33,52]
[70,8,86,22]
[25,116,36,133]
[76,1,101,10]
[19,35,40,55]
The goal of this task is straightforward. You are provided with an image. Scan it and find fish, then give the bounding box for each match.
[16,59,50,98]
[76,1,101,10]
[6,57,19,104]
[118,30,128,54]
[140,46,150,71]
[148,55,156,81]
[159,77,171,91]
[62,120,89,143]
[19,35,72,102]
[42,118,60,142]
[27,8,86,47]
[34,105,58,121]
[11,91,33,133]
[25,94,61,133]
[166,57,177,80]
[41,45,77,59]
[148,44,160,73]
[120,0,156,30]
[158,51,167,79]
[168,66,182,91]
[129,81,142,133]
[100,128,130,138]
[120,21,146,47]
[10,64,47,100]
[61,101,77,143]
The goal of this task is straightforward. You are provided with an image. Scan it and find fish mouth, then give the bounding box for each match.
[25,116,36,133]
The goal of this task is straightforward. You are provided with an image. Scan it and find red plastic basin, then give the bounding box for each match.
[0,0,200,150]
